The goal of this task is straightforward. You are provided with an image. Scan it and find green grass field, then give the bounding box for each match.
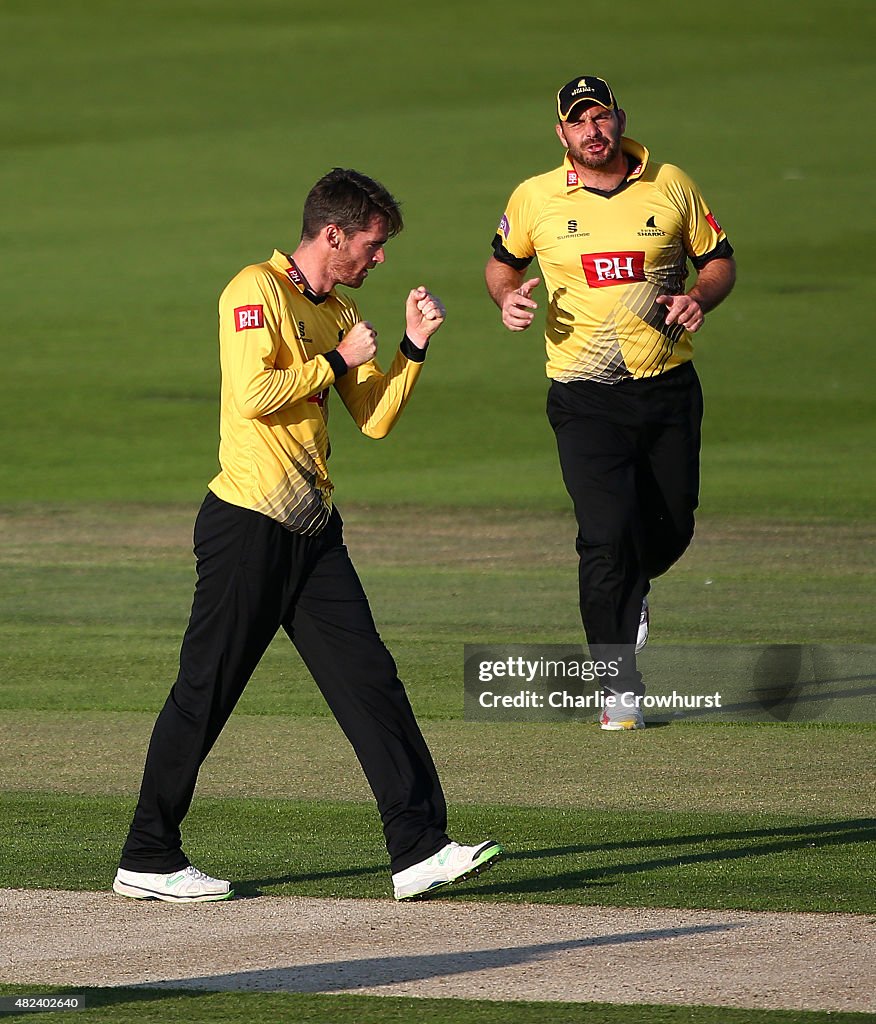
[0,986,870,1024]
[1,0,874,1021]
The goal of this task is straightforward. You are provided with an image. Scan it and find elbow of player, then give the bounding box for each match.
[236,402,265,421]
[359,419,393,440]
[234,391,269,420]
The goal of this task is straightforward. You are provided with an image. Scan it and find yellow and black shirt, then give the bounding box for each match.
[209,249,426,534]
[492,138,733,382]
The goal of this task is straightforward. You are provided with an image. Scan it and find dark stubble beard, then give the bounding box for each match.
[330,250,368,289]
[571,134,620,170]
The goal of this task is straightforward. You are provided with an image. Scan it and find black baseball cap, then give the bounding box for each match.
[557,76,618,121]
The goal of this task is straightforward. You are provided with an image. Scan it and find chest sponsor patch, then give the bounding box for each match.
[234,305,265,331]
[581,251,646,288]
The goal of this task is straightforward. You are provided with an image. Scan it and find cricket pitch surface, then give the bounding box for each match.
[2,889,874,1013]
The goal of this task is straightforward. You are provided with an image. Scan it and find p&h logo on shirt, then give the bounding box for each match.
[234,305,265,331]
[581,251,646,288]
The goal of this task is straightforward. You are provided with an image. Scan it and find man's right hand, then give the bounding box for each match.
[501,277,541,332]
[337,321,378,368]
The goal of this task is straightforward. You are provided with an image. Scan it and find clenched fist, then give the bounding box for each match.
[405,286,446,349]
[337,321,378,368]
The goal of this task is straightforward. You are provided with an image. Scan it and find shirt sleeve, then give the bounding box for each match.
[490,181,536,268]
[218,267,337,420]
[666,166,734,268]
[333,304,426,439]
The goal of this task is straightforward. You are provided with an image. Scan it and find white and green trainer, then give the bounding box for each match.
[113,865,233,903]
[392,840,503,901]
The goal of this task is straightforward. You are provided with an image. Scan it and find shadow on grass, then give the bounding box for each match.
[236,818,875,900]
[509,817,876,859]
[237,861,386,897]
[469,818,876,899]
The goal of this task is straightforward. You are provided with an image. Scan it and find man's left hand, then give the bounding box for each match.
[655,293,704,333]
[405,286,446,348]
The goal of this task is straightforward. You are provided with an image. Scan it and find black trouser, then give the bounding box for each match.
[120,492,449,875]
[547,362,703,693]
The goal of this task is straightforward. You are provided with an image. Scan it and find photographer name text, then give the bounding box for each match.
[478,689,724,710]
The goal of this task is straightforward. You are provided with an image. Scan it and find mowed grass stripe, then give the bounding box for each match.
[1,507,871,665]
[1,793,872,913]
[0,711,872,818]
[0,508,873,726]
[0,987,871,1024]
[3,505,873,575]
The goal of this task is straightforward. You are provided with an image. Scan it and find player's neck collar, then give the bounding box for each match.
[563,138,649,197]
[281,252,329,305]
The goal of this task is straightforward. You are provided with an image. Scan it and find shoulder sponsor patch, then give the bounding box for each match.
[567,170,579,187]
[499,213,510,237]
[706,211,723,234]
[234,305,264,331]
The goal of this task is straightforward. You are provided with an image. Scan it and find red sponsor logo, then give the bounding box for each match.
[706,211,722,234]
[307,388,329,408]
[234,305,264,331]
[581,251,646,288]
[566,170,579,187]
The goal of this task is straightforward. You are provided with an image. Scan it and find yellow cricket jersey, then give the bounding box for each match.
[208,249,425,534]
[492,139,732,382]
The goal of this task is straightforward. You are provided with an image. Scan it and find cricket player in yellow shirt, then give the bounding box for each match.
[486,77,736,729]
[114,168,502,902]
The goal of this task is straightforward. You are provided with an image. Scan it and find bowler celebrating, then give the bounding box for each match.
[115,168,502,903]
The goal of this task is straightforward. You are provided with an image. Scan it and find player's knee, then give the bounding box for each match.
[648,519,695,578]
[575,529,630,560]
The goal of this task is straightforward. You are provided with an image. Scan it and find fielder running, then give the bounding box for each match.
[485,76,736,729]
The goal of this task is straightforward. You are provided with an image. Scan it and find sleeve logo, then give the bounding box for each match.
[234,305,265,331]
[706,212,723,234]
[499,214,510,237]
[581,251,646,288]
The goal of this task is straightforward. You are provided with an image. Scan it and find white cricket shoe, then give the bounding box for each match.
[113,865,233,903]
[600,694,646,731]
[636,596,649,654]
[393,840,503,901]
